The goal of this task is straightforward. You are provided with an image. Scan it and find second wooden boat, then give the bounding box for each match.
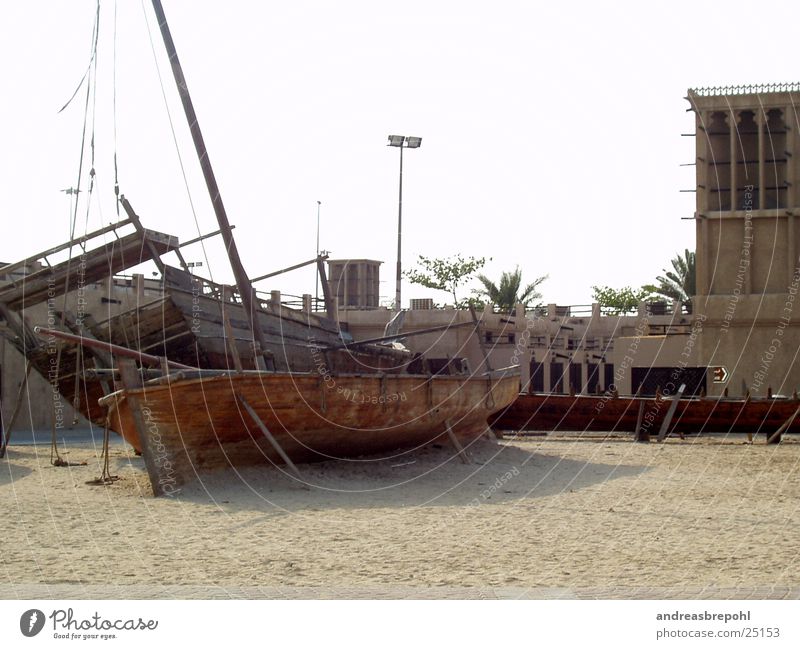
[491,391,800,438]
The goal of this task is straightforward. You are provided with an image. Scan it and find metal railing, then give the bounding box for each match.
[690,83,800,97]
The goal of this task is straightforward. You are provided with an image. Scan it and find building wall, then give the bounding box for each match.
[339,302,701,397]
[689,85,800,396]
[696,293,799,397]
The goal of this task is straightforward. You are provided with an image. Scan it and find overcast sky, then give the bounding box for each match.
[2,1,799,307]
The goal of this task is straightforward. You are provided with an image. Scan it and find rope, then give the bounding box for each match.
[57,3,101,114]
[49,405,60,465]
[83,24,99,238]
[113,0,120,217]
[72,347,83,424]
[67,11,101,411]
[0,404,6,459]
[51,1,101,467]
[86,415,120,485]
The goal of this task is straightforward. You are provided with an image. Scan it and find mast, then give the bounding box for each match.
[150,0,270,365]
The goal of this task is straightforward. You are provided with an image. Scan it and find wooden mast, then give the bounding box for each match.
[150,0,270,365]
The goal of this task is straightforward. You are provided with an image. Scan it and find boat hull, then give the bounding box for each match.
[106,372,520,493]
[491,392,800,436]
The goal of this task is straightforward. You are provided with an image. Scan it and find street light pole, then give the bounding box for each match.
[387,135,421,313]
[395,145,403,313]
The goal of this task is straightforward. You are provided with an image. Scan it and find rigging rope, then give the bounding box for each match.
[57,3,101,114]
[113,0,120,217]
[85,415,120,486]
[52,0,101,467]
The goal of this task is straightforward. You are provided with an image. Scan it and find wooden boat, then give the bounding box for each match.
[18,0,522,493]
[99,369,520,494]
[491,391,800,439]
[87,264,415,374]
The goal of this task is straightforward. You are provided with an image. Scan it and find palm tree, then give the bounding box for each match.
[475,267,548,314]
[643,249,696,313]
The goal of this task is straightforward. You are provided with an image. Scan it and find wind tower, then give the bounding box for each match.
[689,83,800,396]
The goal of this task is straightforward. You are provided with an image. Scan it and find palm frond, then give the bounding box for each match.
[648,249,696,313]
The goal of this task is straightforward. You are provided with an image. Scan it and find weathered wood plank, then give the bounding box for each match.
[766,404,800,444]
[657,384,686,442]
[117,358,182,497]
[445,418,471,464]
[1,230,179,311]
[236,392,303,480]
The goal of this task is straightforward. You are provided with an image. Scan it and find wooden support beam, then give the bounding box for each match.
[179,225,235,249]
[0,217,132,277]
[657,384,685,442]
[137,329,195,354]
[116,358,181,497]
[119,196,168,275]
[148,1,274,374]
[766,404,800,445]
[0,303,36,351]
[444,419,471,464]
[1,230,178,311]
[236,393,303,481]
[60,311,113,368]
[91,356,113,398]
[33,326,196,371]
[0,360,32,457]
[173,248,190,273]
[633,399,647,443]
[316,257,334,317]
[744,391,753,443]
[251,254,329,284]
[222,289,244,373]
[469,304,493,373]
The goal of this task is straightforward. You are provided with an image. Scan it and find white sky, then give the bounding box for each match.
[1,0,799,307]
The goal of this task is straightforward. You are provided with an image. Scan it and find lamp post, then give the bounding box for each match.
[387,134,422,312]
[315,200,321,303]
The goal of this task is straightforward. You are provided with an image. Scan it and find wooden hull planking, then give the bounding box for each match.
[491,392,800,436]
[105,372,520,492]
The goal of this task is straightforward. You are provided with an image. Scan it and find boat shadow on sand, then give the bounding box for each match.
[0,451,33,485]
[167,439,651,514]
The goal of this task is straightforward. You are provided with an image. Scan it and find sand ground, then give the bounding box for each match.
[1,434,798,598]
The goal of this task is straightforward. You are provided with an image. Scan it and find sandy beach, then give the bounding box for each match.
[1,434,798,599]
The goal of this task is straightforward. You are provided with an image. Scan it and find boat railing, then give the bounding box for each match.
[276,293,310,308]
[162,270,329,315]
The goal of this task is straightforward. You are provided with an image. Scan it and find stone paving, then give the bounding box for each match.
[1,584,798,600]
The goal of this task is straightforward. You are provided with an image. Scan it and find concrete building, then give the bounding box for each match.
[339,300,702,398]
[689,83,800,396]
